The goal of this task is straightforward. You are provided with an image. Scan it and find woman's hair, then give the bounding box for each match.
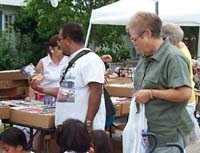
[48,34,60,55]
[0,127,30,150]
[56,118,90,153]
[90,130,113,153]
[127,11,162,38]
[161,23,184,46]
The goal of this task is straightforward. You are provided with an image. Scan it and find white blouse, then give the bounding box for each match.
[40,55,69,88]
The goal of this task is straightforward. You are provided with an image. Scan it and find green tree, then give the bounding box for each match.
[0,32,33,70]
[13,0,129,63]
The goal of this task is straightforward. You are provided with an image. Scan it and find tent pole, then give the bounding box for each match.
[155,0,159,15]
[85,22,92,47]
[198,27,200,62]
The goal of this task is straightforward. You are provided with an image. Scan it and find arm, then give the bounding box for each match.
[152,86,192,102]
[29,60,43,98]
[30,79,59,97]
[36,60,43,73]
[26,60,44,101]
[85,82,103,123]
[135,86,192,104]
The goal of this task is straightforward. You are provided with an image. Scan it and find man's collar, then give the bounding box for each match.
[69,47,91,61]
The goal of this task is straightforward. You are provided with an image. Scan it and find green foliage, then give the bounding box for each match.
[0,32,40,70]
[1,0,199,70]
[95,42,130,63]
[15,0,118,40]
[182,26,199,38]
[0,33,13,70]
[0,0,131,70]
[14,32,45,65]
[93,25,127,47]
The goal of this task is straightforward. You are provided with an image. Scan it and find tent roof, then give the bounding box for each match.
[0,0,25,7]
[90,0,200,26]
[90,0,155,25]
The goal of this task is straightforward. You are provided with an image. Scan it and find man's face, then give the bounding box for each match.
[58,29,70,56]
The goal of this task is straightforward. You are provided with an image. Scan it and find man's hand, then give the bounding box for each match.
[85,120,93,133]
[86,125,93,133]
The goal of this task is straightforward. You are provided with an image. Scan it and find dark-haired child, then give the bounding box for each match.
[0,127,34,153]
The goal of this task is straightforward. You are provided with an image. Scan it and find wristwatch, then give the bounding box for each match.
[85,120,92,127]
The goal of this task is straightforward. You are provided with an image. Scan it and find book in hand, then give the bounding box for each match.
[21,63,43,81]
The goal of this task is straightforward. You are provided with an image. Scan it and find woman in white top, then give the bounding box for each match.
[0,127,34,153]
[31,34,68,153]
[29,34,69,104]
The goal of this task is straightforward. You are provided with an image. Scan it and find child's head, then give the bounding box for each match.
[0,127,29,153]
[56,118,90,153]
[90,130,113,153]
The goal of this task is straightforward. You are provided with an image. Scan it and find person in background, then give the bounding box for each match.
[192,60,200,89]
[56,118,90,153]
[0,127,34,153]
[89,130,113,153]
[30,34,109,153]
[101,55,112,63]
[30,34,69,153]
[161,23,200,143]
[127,12,193,153]
[30,22,106,132]
[161,24,195,108]
[28,34,69,103]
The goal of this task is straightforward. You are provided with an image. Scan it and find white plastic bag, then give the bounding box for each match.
[123,97,148,153]
[186,102,200,144]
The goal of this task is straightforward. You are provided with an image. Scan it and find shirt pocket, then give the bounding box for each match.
[134,71,144,90]
[143,72,160,88]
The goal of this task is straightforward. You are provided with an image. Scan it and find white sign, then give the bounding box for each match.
[50,0,58,7]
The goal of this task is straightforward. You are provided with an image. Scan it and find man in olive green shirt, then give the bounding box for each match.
[127,12,194,153]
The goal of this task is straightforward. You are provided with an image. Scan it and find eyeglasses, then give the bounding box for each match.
[131,30,145,43]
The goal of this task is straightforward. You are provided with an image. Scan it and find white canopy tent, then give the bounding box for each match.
[0,0,25,6]
[85,0,200,59]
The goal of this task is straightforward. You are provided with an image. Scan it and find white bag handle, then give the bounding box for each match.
[123,97,148,153]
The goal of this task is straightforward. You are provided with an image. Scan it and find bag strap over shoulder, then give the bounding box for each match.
[60,49,91,84]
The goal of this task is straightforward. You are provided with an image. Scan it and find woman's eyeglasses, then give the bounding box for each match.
[131,30,145,43]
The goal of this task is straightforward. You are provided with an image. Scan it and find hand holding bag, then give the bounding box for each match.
[123,97,148,153]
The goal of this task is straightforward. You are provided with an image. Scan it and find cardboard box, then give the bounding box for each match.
[114,104,121,117]
[121,102,130,115]
[0,80,28,89]
[0,70,29,99]
[0,70,26,81]
[0,87,29,100]
[0,106,10,119]
[10,108,55,128]
[105,85,133,97]
[105,77,133,84]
